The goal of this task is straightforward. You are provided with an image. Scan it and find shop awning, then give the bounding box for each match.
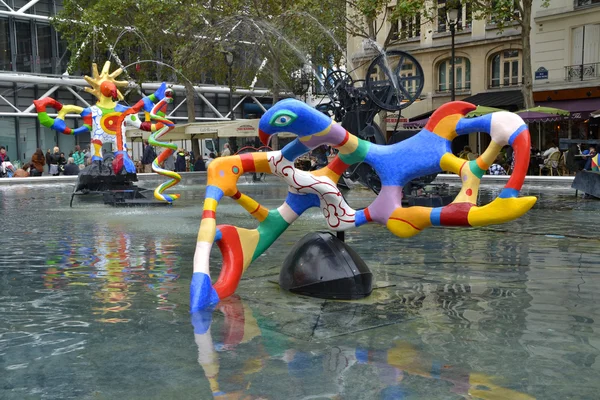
[126,119,295,140]
[462,90,524,111]
[515,111,565,122]
[538,98,600,119]
[404,105,506,129]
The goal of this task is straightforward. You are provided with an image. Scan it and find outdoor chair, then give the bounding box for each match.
[539,151,561,176]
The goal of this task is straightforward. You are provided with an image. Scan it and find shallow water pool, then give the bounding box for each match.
[1,178,599,399]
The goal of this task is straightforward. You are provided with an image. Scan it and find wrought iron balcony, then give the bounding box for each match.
[565,62,599,81]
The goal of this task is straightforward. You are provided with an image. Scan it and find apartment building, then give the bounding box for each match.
[531,0,600,141]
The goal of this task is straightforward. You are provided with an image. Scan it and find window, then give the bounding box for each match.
[15,21,33,72]
[576,0,600,7]
[399,14,421,39]
[438,57,471,92]
[390,10,421,40]
[401,62,418,94]
[490,0,521,24]
[0,18,10,71]
[37,24,53,74]
[490,50,521,88]
[437,0,473,33]
[568,24,600,80]
[572,25,600,65]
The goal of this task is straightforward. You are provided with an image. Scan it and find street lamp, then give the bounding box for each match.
[446,3,460,101]
[301,75,310,103]
[224,51,235,120]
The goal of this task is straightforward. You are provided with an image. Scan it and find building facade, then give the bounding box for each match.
[346,1,526,152]
[0,0,273,164]
[531,0,600,142]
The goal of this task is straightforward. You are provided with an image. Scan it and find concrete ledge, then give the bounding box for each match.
[433,173,574,186]
[0,171,208,186]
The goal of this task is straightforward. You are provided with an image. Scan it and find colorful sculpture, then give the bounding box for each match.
[33,61,180,202]
[190,99,537,312]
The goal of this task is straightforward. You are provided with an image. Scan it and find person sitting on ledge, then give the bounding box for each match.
[13,163,30,178]
[63,157,81,176]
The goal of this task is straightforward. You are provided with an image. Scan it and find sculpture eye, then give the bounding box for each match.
[270,110,297,127]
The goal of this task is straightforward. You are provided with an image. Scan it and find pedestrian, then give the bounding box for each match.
[72,145,85,168]
[221,143,231,157]
[57,152,67,174]
[30,148,45,176]
[175,149,187,172]
[63,157,80,176]
[141,140,156,173]
[205,152,216,169]
[14,163,30,178]
[83,147,92,166]
[45,149,52,173]
[0,146,9,164]
[49,146,60,176]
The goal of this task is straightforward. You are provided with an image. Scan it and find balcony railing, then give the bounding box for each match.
[565,62,599,81]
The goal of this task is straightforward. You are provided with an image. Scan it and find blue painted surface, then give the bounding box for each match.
[364,129,450,186]
[259,99,331,138]
[456,114,493,136]
[508,124,528,146]
[205,185,224,201]
[285,191,320,215]
[190,272,220,313]
[281,138,310,162]
[499,188,520,198]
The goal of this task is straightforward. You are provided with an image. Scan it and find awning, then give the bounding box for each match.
[515,111,565,122]
[126,119,295,140]
[461,90,524,111]
[407,90,524,125]
[538,98,600,119]
[404,105,505,129]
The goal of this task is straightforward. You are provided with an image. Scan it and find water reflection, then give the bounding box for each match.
[40,225,182,322]
[192,296,534,399]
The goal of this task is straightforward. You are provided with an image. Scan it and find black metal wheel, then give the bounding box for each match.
[365,50,424,111]
[324,70,353,102]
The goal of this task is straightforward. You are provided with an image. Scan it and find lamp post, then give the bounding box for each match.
[446,4,460,101]
[224,51,235,120]
[301,75,310,103]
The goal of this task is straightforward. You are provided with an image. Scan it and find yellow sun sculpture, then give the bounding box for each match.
[83,61,129,103]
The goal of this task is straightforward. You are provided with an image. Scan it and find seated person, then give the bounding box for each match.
[13,163,30,178]
[488,155,507,175]
[584,146,597,171]
[542,141,559,160]
[63,157,81,176]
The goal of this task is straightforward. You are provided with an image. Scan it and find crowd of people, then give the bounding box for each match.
[0,145,89,178]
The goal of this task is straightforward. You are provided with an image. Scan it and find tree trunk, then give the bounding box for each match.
[184,80,200,158]
[520,0,535,109]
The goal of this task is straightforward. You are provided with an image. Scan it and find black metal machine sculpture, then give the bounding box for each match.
[319,50,450,205]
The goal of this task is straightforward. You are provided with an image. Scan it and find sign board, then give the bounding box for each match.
[385,113,408,124]
[535,67,548,80]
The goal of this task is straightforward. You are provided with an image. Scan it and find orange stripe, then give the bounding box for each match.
[337,131,350,147]
[364,208,372,221]
[250,204,261,214]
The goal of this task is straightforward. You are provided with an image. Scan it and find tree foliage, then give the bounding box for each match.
[52,0,346,94]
